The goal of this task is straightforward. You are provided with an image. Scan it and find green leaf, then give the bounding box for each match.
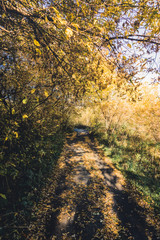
[0,193,7,200]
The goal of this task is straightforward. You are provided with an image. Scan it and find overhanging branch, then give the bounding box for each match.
[106,35,160,46]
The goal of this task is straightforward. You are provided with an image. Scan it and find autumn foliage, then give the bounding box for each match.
[0,0,160,238]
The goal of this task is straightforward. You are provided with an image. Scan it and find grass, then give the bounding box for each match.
[95,126,160,217]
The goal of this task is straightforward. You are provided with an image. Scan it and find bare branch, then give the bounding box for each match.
[0,25,11,33]
[106,35,160,46]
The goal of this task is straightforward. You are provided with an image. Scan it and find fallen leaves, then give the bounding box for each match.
[27,133,158,240]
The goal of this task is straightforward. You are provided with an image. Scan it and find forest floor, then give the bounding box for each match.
[27,131,160,240]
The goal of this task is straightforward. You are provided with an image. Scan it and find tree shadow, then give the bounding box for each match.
[45,135,105,239]
[45,133,159,240]
[46,172,104,240]
[112,187,158,240]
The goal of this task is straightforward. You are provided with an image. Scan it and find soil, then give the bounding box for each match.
[27,131,160,240]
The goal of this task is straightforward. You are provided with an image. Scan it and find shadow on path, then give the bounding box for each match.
[40,133,159,239]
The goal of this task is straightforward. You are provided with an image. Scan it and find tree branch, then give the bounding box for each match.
[106,35,160,46]
[0,25,11,33]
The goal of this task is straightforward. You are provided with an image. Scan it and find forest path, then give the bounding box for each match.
[28,132,158,240]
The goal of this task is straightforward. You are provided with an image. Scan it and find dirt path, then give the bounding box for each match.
[28,132,159,240]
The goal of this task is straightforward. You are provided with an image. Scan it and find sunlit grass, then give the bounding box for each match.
[97,127,160,216]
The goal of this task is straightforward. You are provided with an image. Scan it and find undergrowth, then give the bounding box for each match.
[0,129,65,240]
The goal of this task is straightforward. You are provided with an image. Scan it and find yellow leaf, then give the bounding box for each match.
[36,48,41,55]
[72,74,76,79]
[127,43,131,48]
[76,0,79,7]
[23,114,28,119]
[13,131,18,138]
[12,108,15,114]
[57,15,67,25]
[45,15,48,22]
[65,27,73,38]
[107,45,111,51]
[44,90,49,97]
[86,43,91,52]
[52,7,60,15]
[117,52,121,58]
[22,98,27,104]
[123,56,126,60]
[125,30,128,36]
[31,88,36,94]
[5,136,8,141]
[60,19,67,25]
[34,39,40,47]
[2,13,6,18]
[14,121,18,126]
[106,49,109,55]
[71,23,79,31]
